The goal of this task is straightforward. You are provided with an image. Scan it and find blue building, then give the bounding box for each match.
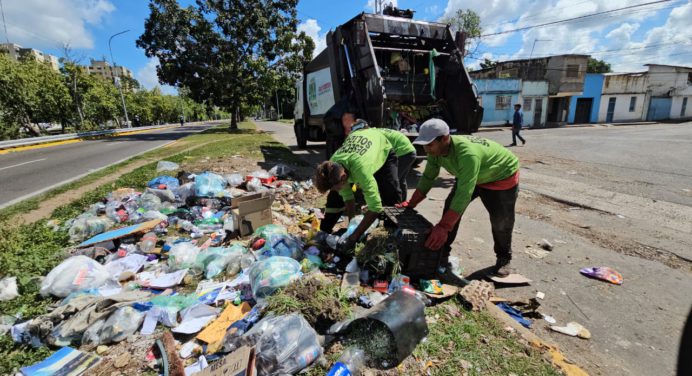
[568,73,604,124]
[474,79,522,127]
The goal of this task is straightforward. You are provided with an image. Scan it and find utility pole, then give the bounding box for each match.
[0,0,10,44]
[109,30,131,128]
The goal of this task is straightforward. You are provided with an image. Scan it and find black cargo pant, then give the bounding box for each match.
[320,151,402,232]
[443,180,518,261]
[397,151,417,201]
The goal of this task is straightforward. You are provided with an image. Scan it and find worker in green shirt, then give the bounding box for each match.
[401,118,520,277]
[314,127,402,251]
[343,121,418,201]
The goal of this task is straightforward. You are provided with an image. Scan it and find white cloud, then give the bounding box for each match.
[136,57,177,95]
[298,19,327,55]
[1,0,115,49]
[440,0,692,71]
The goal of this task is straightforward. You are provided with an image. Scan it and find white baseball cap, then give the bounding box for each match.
[413,118,450,145]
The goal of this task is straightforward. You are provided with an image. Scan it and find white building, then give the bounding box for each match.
[87,59,133,81]
[598,72,648,123]
[644,64,692,121]
[0,43,60,71]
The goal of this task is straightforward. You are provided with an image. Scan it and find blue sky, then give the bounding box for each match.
[3,0,691,94]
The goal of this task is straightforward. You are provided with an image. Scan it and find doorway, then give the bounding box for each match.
[574,98,593,124]
[606,97,616,123]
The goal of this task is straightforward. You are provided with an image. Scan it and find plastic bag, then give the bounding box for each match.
[139,191,162,211]
[254,233,303,260]
[145,187,176,202]
[253,224,288,240]
[168,242,201,271]
[197,244,248,279]
[156,160,180,172]
[248,256,302,298]
[225,173,244,187]
[268,164,294,178]
[0,277,19,301]
[147,175,180,190]
[98,306,145,344]
[246,177,263,192]
[194,172,227,197]
[137,210,169,223]
[68,216,113,242]
[81,318,105,346]
[40,256,118,298]
[239,314,322,375]
[175,182,195,203]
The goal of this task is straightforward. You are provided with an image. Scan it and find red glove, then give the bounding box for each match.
[424,210,461,250]
[395,189,426,209]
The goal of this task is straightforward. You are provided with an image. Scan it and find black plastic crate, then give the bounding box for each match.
[381,207,447,280]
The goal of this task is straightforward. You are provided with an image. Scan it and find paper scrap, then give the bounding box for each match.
[140,309,158,336]
[146,269,188,289]
[106,254,148,278]
[172,304,219,334]
[184,355,208,376]
[197,302,251,346]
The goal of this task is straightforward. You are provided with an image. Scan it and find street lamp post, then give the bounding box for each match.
[109,30,131,128]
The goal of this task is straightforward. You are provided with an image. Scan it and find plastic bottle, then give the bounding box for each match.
[326,348,365,376]
[138,232,157,253]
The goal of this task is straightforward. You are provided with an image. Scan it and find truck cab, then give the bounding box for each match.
[294,9,483,152]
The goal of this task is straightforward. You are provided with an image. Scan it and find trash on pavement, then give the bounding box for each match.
[538,238,554,251]
[489,273,532,285]
[525,246,550,259]
[550,321,591,339]
[459,280,495,311]
[0,276,19,301]
[496,302,532,328]
[20,346,100,376]
[580,266,624,285]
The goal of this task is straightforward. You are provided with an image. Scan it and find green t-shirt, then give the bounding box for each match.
[375,128,416,157]
[416,135,519,213]
[330,128,392,213]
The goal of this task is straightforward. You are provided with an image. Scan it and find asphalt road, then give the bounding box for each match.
[0,124,214,208]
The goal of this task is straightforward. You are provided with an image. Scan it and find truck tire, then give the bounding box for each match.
[295,121,307,149]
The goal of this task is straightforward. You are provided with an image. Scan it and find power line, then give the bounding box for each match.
[480,0,674,38]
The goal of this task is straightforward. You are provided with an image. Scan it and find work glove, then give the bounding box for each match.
[424,210,461,251]
[395,189,426,209]
[336,235,357,253]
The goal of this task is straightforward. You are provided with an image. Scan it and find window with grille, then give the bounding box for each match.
[566,64,580,78]
[496,96,511,110]
[523,98,532,111]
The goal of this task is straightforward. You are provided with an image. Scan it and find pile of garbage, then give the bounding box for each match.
[2,161,446,376]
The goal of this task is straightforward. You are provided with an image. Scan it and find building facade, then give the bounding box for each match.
[470,54,589,126]
[568,73,604,124]
[521,81,549,127]
[597,72,648,123]
[87,59,133,81]
[644,64,692,121]
[474,79,521,127]
[0,43,60,70]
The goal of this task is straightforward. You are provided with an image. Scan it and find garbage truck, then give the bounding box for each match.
[293,7,483,154]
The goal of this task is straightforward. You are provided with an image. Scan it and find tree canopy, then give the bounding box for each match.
[137,0,314,129]
[587,57,612,73]
[442,9,482,56]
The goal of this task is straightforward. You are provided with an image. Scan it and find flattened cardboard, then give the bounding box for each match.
[489,273,532,285]
[195,346,255,376]
[77,219,162,248]
[231,192,274,236]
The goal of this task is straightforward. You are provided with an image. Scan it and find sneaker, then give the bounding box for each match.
[522,140,526,145]
[508,143,517,147]
[493,258,512,277]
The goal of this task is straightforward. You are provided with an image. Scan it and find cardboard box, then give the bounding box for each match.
[195,346,255,376]
[231,192,274,236]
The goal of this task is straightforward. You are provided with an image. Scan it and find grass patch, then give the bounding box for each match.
[411,299,560,376]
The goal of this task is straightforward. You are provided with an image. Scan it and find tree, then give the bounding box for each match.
[587,57,612,73]
[442,9,482,56]
[137,0,313,129]
[479,58,497,70]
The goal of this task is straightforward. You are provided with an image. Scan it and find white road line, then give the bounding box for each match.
[0,158,46,171]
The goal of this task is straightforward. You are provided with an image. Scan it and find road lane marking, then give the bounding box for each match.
[0,158,47,171]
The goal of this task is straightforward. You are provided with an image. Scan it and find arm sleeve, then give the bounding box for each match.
[448,154,481,214]
[339,184,354,202]
[416,157,440,195]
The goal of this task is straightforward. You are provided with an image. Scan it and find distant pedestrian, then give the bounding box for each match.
[179,115,184,127]
[510,104,526,146]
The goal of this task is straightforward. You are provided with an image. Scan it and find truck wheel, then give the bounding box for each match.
[295,121,307,149]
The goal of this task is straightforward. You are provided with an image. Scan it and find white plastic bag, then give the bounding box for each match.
[194,172,227,197]
[268,164,293,178]
[0,277,19,301]
[168,242,201,271]
[156,160,180,172]
[40,256,118,298]
[98,306,145,344]
[225,173,244,187]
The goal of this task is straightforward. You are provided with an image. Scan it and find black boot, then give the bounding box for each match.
[493,258,512,277]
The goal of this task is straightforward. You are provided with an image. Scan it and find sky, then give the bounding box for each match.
[1,0,690,94]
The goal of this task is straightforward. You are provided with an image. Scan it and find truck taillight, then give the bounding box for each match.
[355,20,366,45]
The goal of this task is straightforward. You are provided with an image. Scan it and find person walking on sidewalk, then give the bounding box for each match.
[314,127,401,252]
[400,118,520,277]
[511,104,526,146]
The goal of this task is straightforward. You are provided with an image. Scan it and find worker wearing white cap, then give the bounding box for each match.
[401,118,520,277]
